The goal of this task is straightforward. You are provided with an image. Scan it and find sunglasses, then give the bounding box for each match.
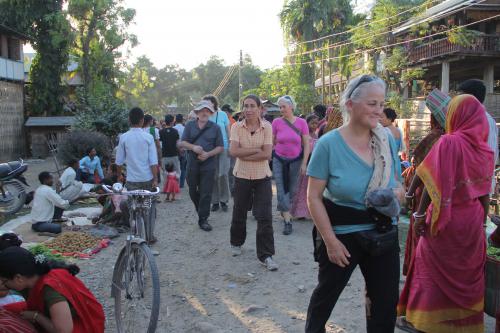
[348,75,376,98]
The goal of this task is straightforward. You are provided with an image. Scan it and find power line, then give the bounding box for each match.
[216,66,237,97]
[286,0,485,60]
[213,65,236,96]
[289,0,440,47]
[288,13,500,66]
[213,65,234,96]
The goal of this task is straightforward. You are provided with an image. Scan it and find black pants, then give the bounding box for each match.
[230,177,274,261]
[187,167,216,220]
[305,232,400,333]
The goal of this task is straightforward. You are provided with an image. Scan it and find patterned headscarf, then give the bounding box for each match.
[323,107,344,134]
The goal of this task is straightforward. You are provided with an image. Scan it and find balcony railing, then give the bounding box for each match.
[408,35,500,64]
[0,57,24,81]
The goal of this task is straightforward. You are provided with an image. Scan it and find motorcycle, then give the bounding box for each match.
[0,159,28,216]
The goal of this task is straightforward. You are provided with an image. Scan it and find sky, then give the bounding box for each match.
[25,0,374,71]
[123,0,288,71]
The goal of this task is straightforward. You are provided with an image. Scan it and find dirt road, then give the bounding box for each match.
[75,187,495,333]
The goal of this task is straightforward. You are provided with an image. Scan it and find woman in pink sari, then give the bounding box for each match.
[397,94,494,333]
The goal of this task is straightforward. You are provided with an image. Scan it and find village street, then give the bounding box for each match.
[77,186,380,333]
[2,158,495,333]
[76,184,497,333]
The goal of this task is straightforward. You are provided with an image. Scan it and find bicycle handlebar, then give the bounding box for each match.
[101,184,160,196]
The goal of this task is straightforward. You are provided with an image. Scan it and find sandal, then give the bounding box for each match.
[396,317,423,333]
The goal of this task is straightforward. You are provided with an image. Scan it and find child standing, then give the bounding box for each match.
[163,163,180,201]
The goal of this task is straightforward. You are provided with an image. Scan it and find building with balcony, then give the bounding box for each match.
[0,23,28,161]
[394,0,500,118]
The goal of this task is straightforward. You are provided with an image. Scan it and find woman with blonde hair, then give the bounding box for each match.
[305,75,402,333]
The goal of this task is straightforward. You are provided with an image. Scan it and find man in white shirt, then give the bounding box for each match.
[116,107,159,243]
[458,79,499,193]
[59,159,84,202]
[31,172,70,234]
[174,114,185,138]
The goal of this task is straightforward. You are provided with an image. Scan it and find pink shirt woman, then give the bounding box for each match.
[272,95,310,236]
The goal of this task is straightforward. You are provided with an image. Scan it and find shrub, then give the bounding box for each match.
[58,130,113,166]
[72,86,129,139]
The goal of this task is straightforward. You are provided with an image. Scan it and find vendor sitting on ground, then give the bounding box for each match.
[58,159,84,203]
[0,246,105,333]
[92,182,128,228]
[0,233,37,333]
[79,147,104,184]
[31,172,70,235]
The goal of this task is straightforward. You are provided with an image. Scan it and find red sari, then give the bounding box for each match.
[0,307,37,333]
[27,269,105,333]
[398,95,495,333]
[402,128,444,275]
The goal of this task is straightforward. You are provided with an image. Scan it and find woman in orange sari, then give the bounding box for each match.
[397,94,494,333]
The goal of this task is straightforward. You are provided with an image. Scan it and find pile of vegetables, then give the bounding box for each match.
[29,244,64,261]
[487,245,500,261]
[45,232,100,254]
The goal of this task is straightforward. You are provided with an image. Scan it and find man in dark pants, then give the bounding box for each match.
[305,234,400,333]
[180,101,223,231]
[229,95,278,271]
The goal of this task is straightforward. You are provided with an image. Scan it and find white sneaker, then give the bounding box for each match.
[261,257,278,271]
[151,250,160,256]
[231,246,242,257]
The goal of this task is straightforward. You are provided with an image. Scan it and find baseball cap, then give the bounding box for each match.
[193,100,215,113]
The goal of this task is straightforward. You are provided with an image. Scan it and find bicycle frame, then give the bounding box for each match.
[123,195,153,298]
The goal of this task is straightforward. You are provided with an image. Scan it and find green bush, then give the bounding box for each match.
[73,86,129,139]
[58,130,113,166]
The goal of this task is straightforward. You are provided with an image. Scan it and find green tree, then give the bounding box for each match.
[280,0,354,85]
[0,0,72,115]
[245,65,318,113]
[68,0,137,97]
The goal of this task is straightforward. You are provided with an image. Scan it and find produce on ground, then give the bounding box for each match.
[487,245,500,261]
[45,232,101,254]
[29,244,64,261]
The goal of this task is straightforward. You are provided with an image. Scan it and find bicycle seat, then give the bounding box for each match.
[0,161,22,179]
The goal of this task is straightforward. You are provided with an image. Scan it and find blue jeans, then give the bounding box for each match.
[272,155,302,213]
[32,222,62,234]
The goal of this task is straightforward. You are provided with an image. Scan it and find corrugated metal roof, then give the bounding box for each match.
[394,0,479,34]
[25,117,75,127]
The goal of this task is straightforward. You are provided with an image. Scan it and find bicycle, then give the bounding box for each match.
[102,183,161,333]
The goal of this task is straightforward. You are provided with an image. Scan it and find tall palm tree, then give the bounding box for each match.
[280,0,354,84]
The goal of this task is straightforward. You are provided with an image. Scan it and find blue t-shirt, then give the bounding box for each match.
[307,129,402,234]
[209,110,230,149]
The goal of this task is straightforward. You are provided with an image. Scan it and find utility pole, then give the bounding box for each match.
[239,50,243,111]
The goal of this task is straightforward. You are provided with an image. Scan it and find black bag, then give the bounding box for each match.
[319,198,398,257]
[354,227,399,257]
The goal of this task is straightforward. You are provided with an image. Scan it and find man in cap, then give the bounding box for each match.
[180,101,224,231]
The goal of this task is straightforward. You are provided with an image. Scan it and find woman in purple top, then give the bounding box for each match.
[272,95,310,235]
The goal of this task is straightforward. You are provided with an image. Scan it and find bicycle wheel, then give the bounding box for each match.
[113,243,160,333]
